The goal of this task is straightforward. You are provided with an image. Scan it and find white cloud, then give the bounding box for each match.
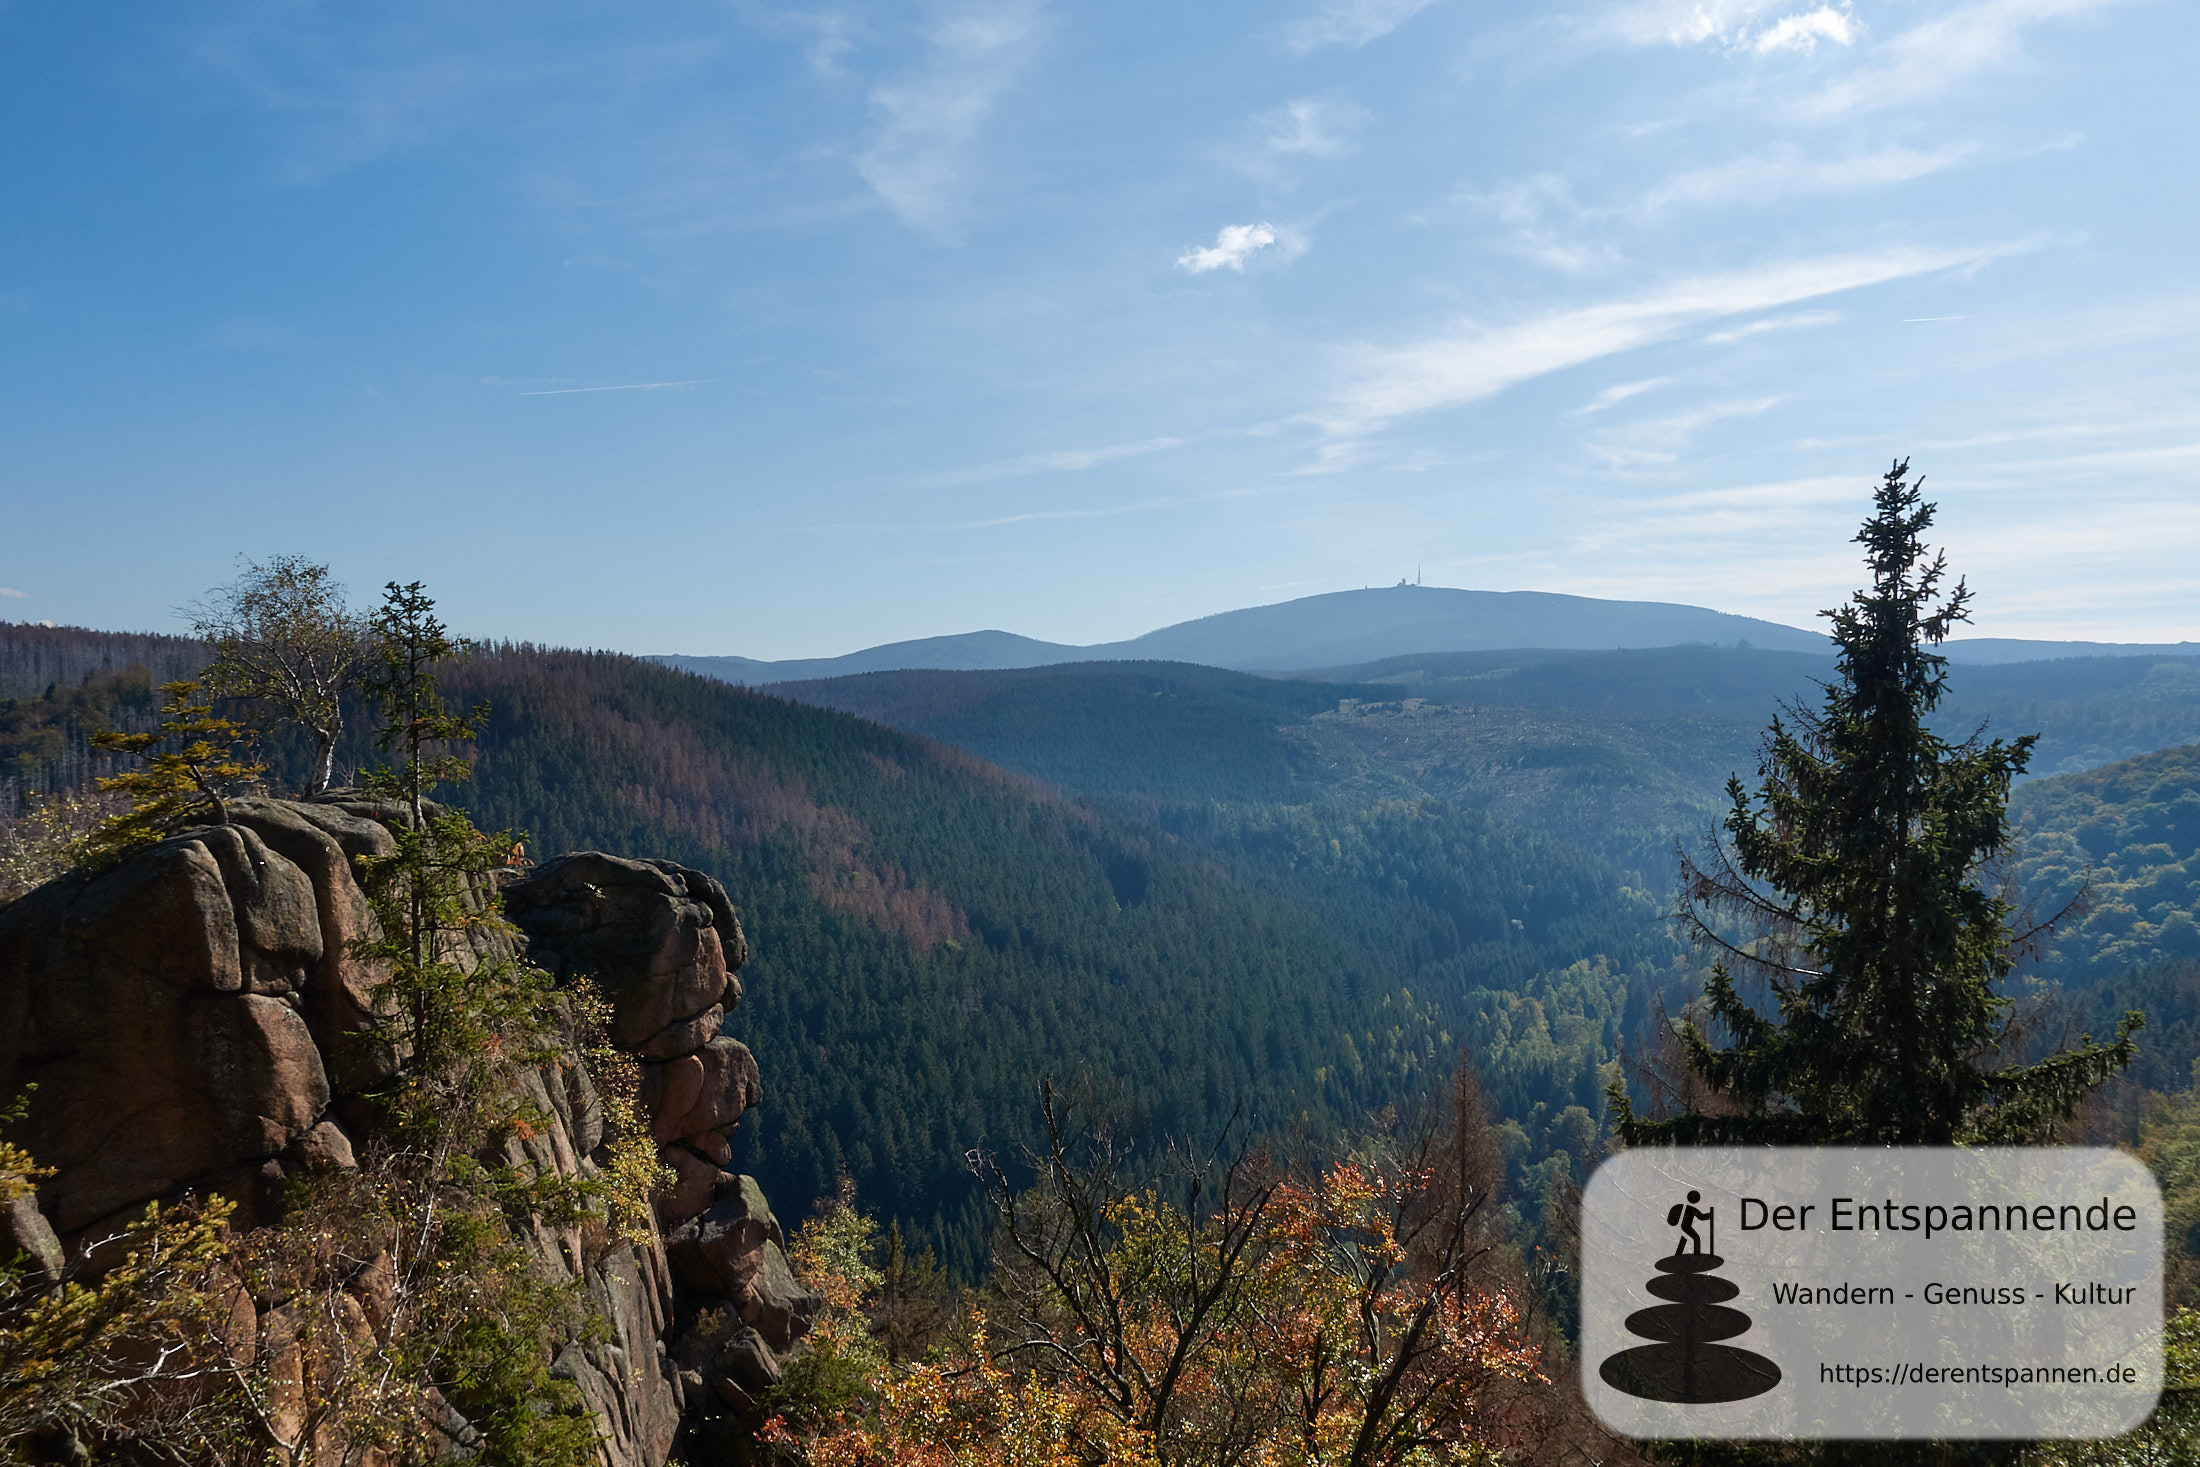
[857,0,1044,234]
[1703,308,1841,343]
[1751,5,1855,51]
[1589,0,1857,52]
[1574,377,1675,414]
[0,588,27,599]
[1798,0,2125,120]
[1320,242,2015,441]
[1282,0,1440,54]
[1179,222,1299,274]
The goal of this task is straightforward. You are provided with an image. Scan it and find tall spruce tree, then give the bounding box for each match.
[1616,462,2139,1147]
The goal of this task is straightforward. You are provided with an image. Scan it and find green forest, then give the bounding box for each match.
[8,530,2200,1461]
[2,625,1683,1275]
[14,609,2200,1307]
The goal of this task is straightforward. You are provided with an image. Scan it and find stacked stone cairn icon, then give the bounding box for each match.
[1598,1249,1781,1405]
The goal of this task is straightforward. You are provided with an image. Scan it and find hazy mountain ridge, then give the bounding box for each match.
[654,585,2193,684]
[653,585,1831,683]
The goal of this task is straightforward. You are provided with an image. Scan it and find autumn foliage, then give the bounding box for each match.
[760,1062,1591,1467]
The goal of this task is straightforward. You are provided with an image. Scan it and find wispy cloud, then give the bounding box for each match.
[774,494,1185,535]
[1282,0,1440,54]
[1703,308,1841,343]
[1562,474,1868,604]
[1256,96,1368,159]
[1320,242,2014,441]
[1798,0,2125,120]
[747,6,869,78]
[0,588,27,599]
[1221,96,1370,186]
[963,496,1178,528]
[1573,377,1674,414]
[1590,395,1784,466]
[189,13,730,186]
[1588,0,1857,53]
[857,0,1044,234]
[916,436,1186,487]
[1640,142,1976,213]
[517,379,715,396]
[1179,222,1302,274]
[1467,173,1616,273]
[1471,141,1972,270]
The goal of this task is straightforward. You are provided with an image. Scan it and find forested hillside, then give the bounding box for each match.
[16,613,2200,1284]
[1,622,208,799]
[2014,744,2200,985]
[768,660,1397,806]
[2,624,1675,1275]
[1308,645,2200,780]
[764,647,2200,876]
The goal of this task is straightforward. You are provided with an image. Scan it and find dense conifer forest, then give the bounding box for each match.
[8,615,2200,1289]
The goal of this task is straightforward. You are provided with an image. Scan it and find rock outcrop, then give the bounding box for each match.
[504,851,823,1441]
[0,796,819,1467]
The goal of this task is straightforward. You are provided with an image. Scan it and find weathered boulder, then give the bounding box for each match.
[666,1176,784,1297]
[718,1327,782,1393]
[225,799,399,1092]
[643,1037,762,1144]
[658,1145,734,1224]
[0,827,336,1235]
[0,808,811,1467]
[740,1241,824,1354]
[505,853,745,1057]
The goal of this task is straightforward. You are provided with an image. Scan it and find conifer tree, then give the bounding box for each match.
[85,680,264,852]
[1617,462,2139,1147]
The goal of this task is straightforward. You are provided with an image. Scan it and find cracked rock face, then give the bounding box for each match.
[0,810,340,1238]
[505,852,822,1450]
[0,799,820,1467]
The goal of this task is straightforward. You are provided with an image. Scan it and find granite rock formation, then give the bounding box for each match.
[0,796,820,1466]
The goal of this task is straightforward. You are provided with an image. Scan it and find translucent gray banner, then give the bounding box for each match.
[1580,1148,2162,1440]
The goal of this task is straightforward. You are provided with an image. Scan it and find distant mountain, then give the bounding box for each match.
[654,629,1079,685]
[653,585,1828,683]
[1939,638,2200,665]
[1100,586,1828,668]
[656,586,2193,685]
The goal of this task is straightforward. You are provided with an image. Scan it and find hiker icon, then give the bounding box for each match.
[1668,1191,1712,1257]
[1599,1190,1780,1405]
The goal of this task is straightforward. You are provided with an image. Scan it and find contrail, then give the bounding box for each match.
[518,379,715,396]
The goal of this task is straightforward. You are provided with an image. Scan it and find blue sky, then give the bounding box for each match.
[3,0,2194,656]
